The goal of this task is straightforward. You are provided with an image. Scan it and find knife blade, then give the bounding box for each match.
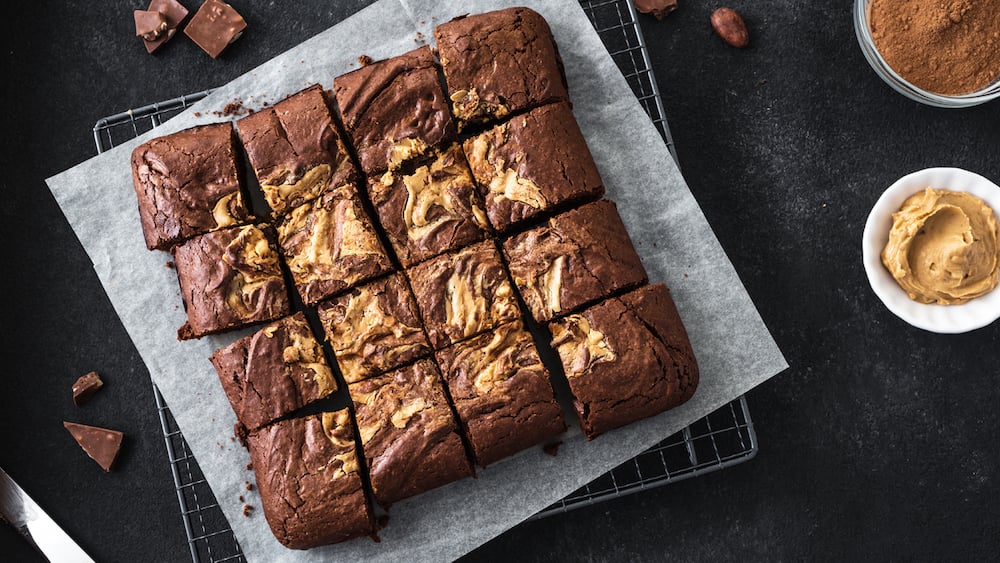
[0,466,95,563]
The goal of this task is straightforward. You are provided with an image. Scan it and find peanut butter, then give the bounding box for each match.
[882,188,1000,304]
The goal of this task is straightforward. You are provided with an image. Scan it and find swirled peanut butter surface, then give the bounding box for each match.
[882,188,1000,305]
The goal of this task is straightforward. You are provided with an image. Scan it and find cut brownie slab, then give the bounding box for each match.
[275,185,393,305]
[435,7,569,130]
[349,359,473,508]
[549,284,698,440]
[131,122,252,250]
[436,320,565,467]
[316,273,431,383]
[210,312,338,432]
[407,240,521,349]
[237,84,358,216]
[504,199,647,323]
[368,144,490,267]
[463,102,603,232]
[172,223,289,339]
[334,45,455,175]
[246,410,375,549]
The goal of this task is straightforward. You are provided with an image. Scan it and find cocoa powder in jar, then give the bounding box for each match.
[869,0,1000,95]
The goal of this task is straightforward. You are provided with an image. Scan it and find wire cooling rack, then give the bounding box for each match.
[95,1,757,560]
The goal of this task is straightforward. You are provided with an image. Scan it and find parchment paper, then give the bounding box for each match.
[46,0,787,560]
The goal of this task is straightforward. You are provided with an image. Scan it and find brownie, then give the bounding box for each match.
[503,199,648,322]
[435,7,569,129]
[463,102,603,232]
[436,321,565,467]
[172,224,290,339]
[549,284,698,439]
[316,273,431,383]
[333,45,455,175]
[348,359,473,507]
[210,312,338,432]
[407,240,521,349]
[131,122,251,250]
[275,184,393,305]
[237,84,357,216]
[246,410,375,549]
[368,144,490,267]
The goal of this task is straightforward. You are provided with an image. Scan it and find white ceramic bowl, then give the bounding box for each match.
[862,167,1000,333]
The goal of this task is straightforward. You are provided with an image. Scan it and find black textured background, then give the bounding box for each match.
[2,1,999,562]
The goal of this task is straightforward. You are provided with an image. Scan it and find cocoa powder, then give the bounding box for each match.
[869,0,1000,95]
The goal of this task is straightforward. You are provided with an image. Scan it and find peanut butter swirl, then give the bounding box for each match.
[550,313,617,378]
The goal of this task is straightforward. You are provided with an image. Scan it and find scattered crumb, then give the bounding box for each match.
[377,514,390,529]
[192,111,201,117]
[165,260,174,269]
[683,273,689,278]
[419,19,425,24]
[245,482,253,491]
[246,462,253,470]
[239,495,245,503]
[262,101,269,107]
[228,436,234,442]
[242,504,253,517]
[415,31,425,44]
[358,54,373,66]
[652,242,657,248]
[543,441,562,457]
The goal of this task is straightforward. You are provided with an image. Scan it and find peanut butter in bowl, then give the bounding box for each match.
[881,188,1000,305]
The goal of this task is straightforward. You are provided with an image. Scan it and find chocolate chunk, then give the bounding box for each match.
[634,0,678,20]
[64,422,123,472]
[140,0,189,54]
[134,10,168,40]
[71,371,104,406]
[184,0,247,59]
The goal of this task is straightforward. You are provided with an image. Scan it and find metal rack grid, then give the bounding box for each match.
[94,1,756,560]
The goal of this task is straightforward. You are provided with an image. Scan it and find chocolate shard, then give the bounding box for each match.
[184,0,247,59]
[140,0,189,54]
[71,371,104,406]
[634,0,678,20]
[64,422,124,472]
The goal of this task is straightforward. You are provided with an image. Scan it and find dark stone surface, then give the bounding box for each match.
[1,1,998,561]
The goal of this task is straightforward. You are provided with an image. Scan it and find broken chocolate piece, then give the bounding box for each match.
[134,10,168,41]
[141,0,189,54]
[184,0,247,59]
[64,422,123,472]
[71,371,104,406]
[634,0,678,20]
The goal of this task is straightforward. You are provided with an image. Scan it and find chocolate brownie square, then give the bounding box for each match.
[368,144,490,267]
[463,102,603,232]
[435,7,569,129]
[436,321,565,467]
[172,224,290,339]
[407,240,521,349]
[247,410,375,549]
[549,284,699,439]
[503,199,648,322]
[316,273,430,383]
[349,359,473,507]
[210,312,337,432]
[131,122,252,250]
[275,185,393,305]
[237,84,358,216]
[333,45,455,175]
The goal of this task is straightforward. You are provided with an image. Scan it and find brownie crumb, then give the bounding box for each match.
[245,482,253,491]
[242,504,253,517]
[377,514,390,529]
[239,495,245,503]
[245,462,253,470]
[358,54,373,66]
[543,441,562,457]
[165,260,175,269]
[192,111,201,117]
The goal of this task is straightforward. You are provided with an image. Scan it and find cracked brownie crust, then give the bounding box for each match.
[368,144,490,267]
[549,284,698,439]
[172,224,290,339]
[276,184,393,305]
[334,45,455,175]
[435,7,569,129]
[210,312,337,432]
[348,359,473,507]
[437,320,565,467]
[247,410,375,549]
[407,240,521,349]
[463,102,604,232]
[316,273,431,383]
[131,122,251,250]
[237,84,357,216]
[504,199,648,322]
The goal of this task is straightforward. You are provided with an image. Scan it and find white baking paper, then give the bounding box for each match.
[47,0,787,560]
